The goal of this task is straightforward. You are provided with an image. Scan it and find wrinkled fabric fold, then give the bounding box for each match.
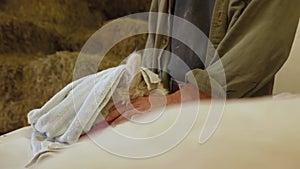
[26,53,163,167]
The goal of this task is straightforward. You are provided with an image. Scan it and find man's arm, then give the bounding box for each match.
[186,0,300,98]
[106,83,210,126]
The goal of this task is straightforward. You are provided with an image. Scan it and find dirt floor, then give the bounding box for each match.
[0,0,151,133]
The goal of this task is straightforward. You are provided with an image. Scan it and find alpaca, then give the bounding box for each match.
[95,52,168,125]
[26,52,169,167]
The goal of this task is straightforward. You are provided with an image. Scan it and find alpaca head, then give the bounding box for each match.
[125,52,142,78]
[123,52,143,89]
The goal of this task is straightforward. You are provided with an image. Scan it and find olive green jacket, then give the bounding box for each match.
[143,0,300,98]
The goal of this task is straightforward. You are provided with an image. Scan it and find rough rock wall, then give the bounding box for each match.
[0,0,151,133]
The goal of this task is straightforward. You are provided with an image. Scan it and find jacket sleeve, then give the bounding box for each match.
[186,0,300,98]
[143,0,173,91]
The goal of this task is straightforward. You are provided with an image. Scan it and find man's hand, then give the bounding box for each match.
[106,90,168,126]
[106,83,210,126]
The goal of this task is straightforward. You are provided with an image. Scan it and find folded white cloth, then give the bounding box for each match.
[26,53,165,166]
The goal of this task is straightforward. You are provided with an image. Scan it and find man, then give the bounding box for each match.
[106,0,300,125]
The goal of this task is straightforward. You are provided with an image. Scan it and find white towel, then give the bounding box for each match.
[26,53,165,166]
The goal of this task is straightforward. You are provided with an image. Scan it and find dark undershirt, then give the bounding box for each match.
[168,0,215,82]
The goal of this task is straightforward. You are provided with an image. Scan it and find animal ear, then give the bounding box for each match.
[125,52,142,77]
